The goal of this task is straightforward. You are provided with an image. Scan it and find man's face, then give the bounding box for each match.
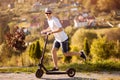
[45,13,52,19]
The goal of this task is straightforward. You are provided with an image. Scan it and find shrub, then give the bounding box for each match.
[62,56,72,63]
[0,43,21,66]
[90,37,115,61]
[5,27,26,52]
[29,40,42,61]
[83,38,90,56]
[71,29,97,50]
[113,40,120,58]
[64,26,75,37]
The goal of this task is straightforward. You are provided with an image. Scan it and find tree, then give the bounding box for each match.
[5,27,26,52]
[83,38,90,56]
[29,40,42,61]
[34,40,42,59]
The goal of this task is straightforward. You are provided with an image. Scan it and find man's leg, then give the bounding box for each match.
[51,48,59,69]
[62,39,86,61]
[50,40,60,71]
[63,51,86,61]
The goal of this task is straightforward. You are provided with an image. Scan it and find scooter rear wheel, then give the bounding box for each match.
[67,68,76,77]
[35,69,44,78]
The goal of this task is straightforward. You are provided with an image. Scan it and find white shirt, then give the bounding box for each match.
[48,16,68,42]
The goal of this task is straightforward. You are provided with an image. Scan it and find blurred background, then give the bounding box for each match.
[0,0,120,72]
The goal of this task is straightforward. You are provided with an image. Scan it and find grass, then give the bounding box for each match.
[0,67,37,73]
[60,62,120,72]
[0,61,120,73]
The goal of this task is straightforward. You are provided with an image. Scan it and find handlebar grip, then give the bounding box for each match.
[41,32,50,36]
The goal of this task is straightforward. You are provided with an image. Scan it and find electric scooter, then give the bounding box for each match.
[35,34,76,78]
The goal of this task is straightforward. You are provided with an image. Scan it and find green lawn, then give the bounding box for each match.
[0,61,120,73]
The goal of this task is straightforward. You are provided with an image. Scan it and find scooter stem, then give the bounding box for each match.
[40,34,49,64]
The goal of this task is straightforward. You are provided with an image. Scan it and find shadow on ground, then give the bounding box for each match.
[42,77,97,80]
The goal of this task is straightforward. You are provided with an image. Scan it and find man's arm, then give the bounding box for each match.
[41,27,51,34]
[51,27,63,34]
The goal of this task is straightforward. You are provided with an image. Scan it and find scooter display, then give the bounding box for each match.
[35,34,76,78]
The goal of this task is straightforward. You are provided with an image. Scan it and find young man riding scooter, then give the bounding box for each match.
[41,8,87,71]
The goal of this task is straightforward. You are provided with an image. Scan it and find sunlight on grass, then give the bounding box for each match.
[0,67,37,73]
[0,60,120,73]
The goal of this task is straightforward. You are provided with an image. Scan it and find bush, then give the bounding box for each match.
[29,40,42,61]
[0,43,21,66]
[71,29,97,51]
[83,38,90,56]
[5,27,26,51]
[62,56,72,63]
[113,40,120,58]
[64,26,75,37]
[90,37,115,61]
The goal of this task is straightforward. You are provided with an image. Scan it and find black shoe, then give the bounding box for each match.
[80,51,86,61]
[50,67,59,71]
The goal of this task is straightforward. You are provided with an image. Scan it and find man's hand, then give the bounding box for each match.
[46,31,53,35]
[41,31,46,34]
[41,31,53,35]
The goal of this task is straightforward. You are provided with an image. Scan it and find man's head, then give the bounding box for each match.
[45,8,52,14]
[45,8,52,19]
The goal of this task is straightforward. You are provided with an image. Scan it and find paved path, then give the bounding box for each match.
[0,72,120,80]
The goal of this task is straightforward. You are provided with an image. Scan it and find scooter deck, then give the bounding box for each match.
[46,71,67,74]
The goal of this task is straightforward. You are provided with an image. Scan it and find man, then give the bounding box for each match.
[41,8,86,71]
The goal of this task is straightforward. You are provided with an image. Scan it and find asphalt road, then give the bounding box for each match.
[0,72,120,80]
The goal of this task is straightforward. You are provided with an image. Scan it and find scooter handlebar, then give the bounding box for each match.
[40,32,50,36]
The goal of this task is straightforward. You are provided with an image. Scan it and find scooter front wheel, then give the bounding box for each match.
[67,68,76,77]
[35,69,44,78]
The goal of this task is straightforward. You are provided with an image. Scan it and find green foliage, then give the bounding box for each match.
[64,26,75,37]
[0,67,37,73]
[29,43,35,59]
[60,60,120,72]
[34,40,42,59]
[29,40,42,61]
[0,60,120,73]
[70,46,79,52]
[113,40,120,58]
[83,38,90,56]
[90,37,115,61]
[62,56,72,63]
[0,43,21,66]
[71,29,97,50]
[0,43,11,61]
[91,59,120,71]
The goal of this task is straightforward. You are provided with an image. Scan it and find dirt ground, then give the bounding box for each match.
[0,72,120,80]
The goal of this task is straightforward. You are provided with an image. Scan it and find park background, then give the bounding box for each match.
[0,0,120,73]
